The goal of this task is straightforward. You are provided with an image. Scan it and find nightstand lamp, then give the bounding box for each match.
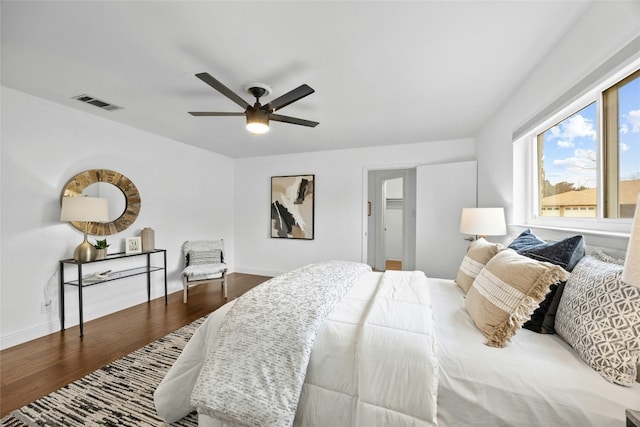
[460,207,507,240]
[61,196,109,262]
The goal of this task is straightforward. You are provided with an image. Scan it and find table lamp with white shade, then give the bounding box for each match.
[60,196,109,262]
[460,207,507,240]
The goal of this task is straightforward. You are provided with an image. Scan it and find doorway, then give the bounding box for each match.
[366,168,416,271]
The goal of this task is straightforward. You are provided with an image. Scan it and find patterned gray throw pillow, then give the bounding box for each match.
[188,249,222,265]
[556,255,640,386]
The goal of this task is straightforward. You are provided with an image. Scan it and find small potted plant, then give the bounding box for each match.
[93,238,110,260]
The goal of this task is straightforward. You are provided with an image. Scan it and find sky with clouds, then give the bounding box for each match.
[540,76,640,188]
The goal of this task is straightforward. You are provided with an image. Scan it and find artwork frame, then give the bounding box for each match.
[125,236,142,254]
[271,174,315,240]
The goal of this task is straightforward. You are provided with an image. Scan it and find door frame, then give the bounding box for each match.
[362,165,417,271]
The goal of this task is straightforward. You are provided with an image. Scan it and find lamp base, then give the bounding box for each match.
[74,241,96,262]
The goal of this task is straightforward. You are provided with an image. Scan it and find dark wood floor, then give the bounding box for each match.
[0,272,270,417]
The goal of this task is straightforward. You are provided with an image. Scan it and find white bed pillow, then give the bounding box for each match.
[555,254,640,386]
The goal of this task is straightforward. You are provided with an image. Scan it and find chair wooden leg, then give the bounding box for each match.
[222,271,228,299]
[182,276,188,303]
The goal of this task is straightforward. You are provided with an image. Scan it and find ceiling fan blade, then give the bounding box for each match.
[195,72,250,110]
[270,113,319,127]
[189,112,245,116]
[261,84,315,113]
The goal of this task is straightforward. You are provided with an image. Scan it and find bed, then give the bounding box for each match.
[155,244,640,426]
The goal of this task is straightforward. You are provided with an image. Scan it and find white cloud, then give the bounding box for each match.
[557,140,574,148]
[549,126,561,138]
[553,148,596,172]
[547,114,596,145]
[564,115,596,140]
[628,109,640,133]
[621,124,629,134]
[621,142,629,152]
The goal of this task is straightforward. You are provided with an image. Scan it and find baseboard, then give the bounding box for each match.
[0,285,184,351]
[1,321,60,350]
[234,266,282,277]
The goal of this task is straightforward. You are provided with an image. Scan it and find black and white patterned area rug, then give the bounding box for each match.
[1,317,206,427]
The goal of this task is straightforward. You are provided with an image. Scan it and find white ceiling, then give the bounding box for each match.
[1,1,593,158]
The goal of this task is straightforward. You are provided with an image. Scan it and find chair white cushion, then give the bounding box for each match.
[183,263,227,282]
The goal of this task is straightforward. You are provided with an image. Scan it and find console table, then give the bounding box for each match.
[59,249,167,336]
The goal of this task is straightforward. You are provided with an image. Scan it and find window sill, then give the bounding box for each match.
[510,223,631,240]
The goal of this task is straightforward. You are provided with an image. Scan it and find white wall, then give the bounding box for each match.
[475,1,640,249]
[416,161,477,279]
[233,139,474,276]
[1,87,235,349]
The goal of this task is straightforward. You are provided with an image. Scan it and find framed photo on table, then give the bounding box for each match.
[125,236,142,254]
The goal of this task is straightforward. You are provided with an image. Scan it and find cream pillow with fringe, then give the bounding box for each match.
[465,249,569,348]
[455,238,503,293]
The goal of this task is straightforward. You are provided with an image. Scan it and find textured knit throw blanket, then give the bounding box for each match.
[190,260,372,427]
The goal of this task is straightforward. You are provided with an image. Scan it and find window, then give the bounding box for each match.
[603,70,640,218]
[533,68,639,224]
[537,103,597,218]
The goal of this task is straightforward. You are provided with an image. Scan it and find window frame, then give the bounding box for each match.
[603,69,640,218]
[514,58,640,237]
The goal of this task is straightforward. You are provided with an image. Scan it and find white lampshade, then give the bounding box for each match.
[622,193,640,288]
[460,207,507,237]
[60,197,109,222]
[60,197,109,262]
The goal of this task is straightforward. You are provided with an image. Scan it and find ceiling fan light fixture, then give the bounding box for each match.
[246,121,269,134]
[246,109,269,135]
[190,73,318,133]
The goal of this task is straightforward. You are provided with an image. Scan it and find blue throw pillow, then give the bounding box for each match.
[508,229,585,272]
[508,229,585,334]
[507,228,545,251]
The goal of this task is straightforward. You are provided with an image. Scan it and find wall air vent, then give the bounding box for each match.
[72,94,123,111]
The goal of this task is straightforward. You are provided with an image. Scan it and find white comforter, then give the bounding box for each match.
[191,261,372,427]
[155,270,438,426]
[156,271,639,426]
[430,278,640,426]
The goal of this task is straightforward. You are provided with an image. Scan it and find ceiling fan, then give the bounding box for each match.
[189,72,319,134]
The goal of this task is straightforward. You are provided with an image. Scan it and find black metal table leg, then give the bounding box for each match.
[163,250,168,304]
[78,263,84,337]
[59,261,65,331]
[146,252,151,302]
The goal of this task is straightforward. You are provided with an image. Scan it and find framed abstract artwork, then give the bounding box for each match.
[271,175,315,239]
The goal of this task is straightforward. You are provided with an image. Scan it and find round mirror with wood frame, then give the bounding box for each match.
[61,169,141,236]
